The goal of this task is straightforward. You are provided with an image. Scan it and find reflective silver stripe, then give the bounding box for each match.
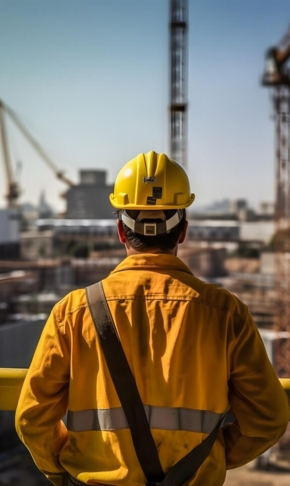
[67,406,224,434]
[144,405,222,433]
[67,407,128,432]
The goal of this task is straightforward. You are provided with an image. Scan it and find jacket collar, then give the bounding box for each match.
[111,253,193,276]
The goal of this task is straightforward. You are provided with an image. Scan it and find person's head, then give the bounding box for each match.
[109,151,195,254]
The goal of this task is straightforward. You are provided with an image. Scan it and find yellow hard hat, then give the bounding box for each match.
[109,151,195,210]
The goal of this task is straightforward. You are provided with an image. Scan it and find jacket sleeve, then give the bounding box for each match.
[224,309,290,469]
[15,305,70,486]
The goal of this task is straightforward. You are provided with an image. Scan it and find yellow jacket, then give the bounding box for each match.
[15,253,289,486]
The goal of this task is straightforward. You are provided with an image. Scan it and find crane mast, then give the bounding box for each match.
[0,100,21,207]
[169,0,188,171]
[262,25,290,377]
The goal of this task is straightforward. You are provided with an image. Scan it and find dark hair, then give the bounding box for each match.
[119,209,186,251]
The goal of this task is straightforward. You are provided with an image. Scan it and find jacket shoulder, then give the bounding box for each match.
[194,277,249,321]
[53,288,88,323]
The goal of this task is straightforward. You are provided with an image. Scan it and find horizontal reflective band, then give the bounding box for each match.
[67,405,225,434]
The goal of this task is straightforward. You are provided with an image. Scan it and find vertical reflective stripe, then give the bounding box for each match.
[67,406,225,434]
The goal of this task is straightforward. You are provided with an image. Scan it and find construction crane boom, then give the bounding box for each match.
[0,99,74,207]
[1,101,74,188]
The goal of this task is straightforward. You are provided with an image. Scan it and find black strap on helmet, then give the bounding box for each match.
[120,209,183,236]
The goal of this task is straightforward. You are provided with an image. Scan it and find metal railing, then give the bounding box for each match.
[0,367,289,411]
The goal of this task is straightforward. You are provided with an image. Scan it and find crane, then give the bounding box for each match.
[169,0,188,171]
[0,100,21,207]
[263,26,290,87]
[262,25,290,378]
[0,99,74,208]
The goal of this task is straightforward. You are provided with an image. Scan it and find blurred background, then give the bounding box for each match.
[0,0,289,484]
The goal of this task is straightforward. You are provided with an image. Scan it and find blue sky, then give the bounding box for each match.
[0,0,289,213]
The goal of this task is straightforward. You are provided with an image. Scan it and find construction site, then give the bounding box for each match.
[0,1,289,485]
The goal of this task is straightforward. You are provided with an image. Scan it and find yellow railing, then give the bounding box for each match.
[0,368,28,410]
[0,367,290,411]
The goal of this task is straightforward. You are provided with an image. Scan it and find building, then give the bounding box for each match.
[65,169,114,219]
[0,208,20,259]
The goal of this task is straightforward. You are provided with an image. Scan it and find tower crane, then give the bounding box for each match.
[0,99,74,208]
[261,25,290,378]
[169,0,188,171]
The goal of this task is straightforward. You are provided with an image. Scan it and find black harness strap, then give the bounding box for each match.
[86,281,222,486]
[86,281,164,484]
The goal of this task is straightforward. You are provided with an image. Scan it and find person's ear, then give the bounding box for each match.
[178,219,188,244]
[117,219,126,244]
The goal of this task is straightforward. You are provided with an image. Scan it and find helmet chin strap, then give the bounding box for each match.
[120,210,183,236]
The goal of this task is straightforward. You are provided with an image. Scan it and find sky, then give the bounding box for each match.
[0,0,289,214]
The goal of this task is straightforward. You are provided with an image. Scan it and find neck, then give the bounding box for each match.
[126,245,178,256]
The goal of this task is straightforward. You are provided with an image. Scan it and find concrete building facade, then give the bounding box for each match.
[65,169,114,219]
[0,208,20,258]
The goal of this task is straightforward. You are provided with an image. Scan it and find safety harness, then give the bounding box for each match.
[84,281,223,486]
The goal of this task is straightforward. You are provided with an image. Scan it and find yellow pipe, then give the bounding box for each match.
[0,368,290,411]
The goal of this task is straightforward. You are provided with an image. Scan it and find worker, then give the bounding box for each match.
[15,151,289,486]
